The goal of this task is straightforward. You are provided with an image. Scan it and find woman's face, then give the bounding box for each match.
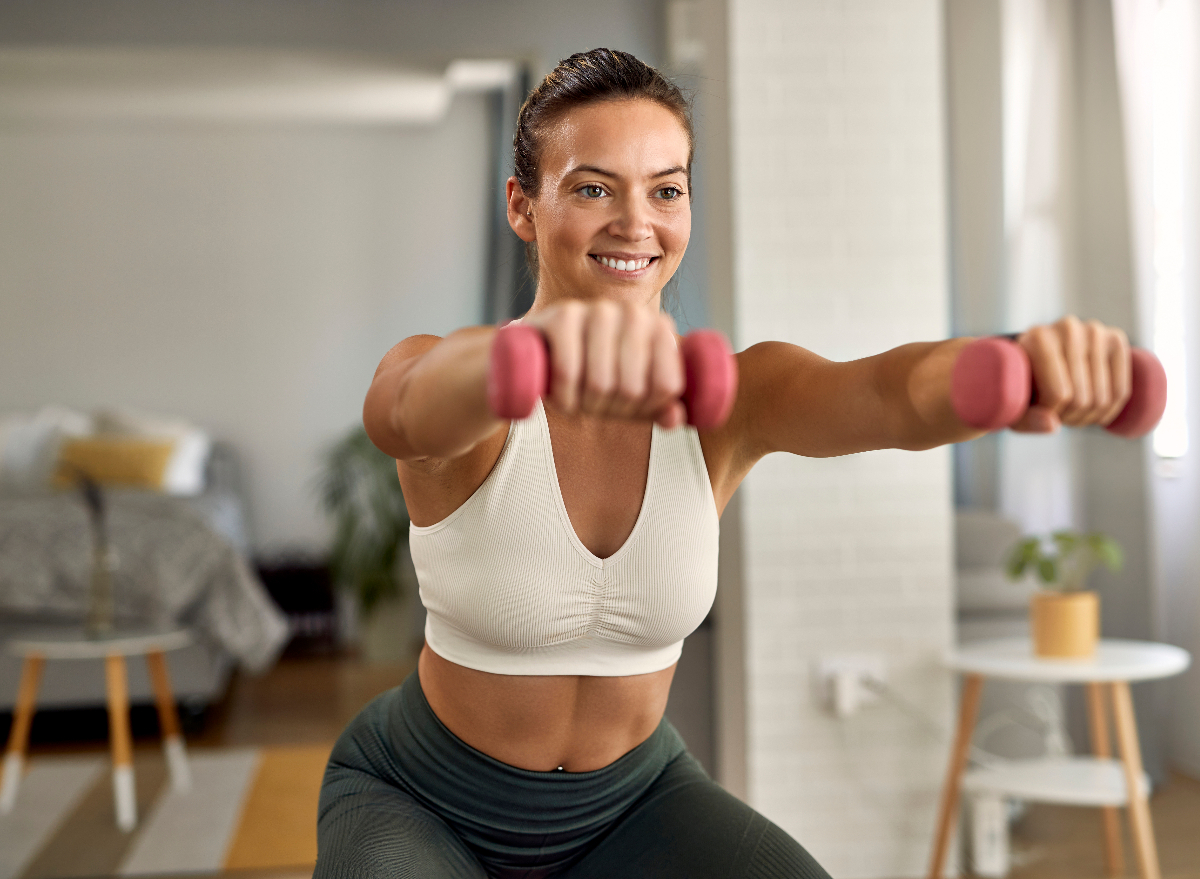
[513,99,692,309]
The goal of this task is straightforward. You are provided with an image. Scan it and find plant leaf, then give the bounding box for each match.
[1089,533,1124,572]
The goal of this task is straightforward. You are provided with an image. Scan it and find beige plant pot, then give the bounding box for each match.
[1029,590,1099,658]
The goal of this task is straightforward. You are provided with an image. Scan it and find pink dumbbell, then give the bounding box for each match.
[950,336,1167,438]
[487,323,739,430]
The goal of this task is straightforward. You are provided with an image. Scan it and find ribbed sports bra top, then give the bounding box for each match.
[409,398,720,676]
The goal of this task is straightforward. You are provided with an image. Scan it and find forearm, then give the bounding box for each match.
[879,336,986,450]
[363,326,503,461]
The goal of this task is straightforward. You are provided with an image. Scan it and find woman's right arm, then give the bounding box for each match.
[363,326,502,463]
[365,300,686,465]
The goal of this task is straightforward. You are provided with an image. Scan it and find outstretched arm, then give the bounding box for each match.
[363,327,501,463]
[731,316,1132,463]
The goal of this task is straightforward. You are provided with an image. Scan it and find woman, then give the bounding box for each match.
[315,49,1130,878]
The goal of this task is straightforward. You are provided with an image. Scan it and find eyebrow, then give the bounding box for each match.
[565,164,687,180]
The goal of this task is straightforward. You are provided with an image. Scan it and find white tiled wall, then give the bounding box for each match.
[728,2,956,876]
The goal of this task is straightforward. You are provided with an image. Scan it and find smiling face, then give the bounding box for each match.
[508,99,692,311]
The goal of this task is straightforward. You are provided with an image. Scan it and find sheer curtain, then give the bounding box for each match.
[997,0,1079,535]
[1113,0,1200,778]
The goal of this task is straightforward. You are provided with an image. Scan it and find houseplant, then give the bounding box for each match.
[317,426,417,663]
[1006,530,1123,658]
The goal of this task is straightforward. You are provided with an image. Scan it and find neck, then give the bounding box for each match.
[527,276,663,316]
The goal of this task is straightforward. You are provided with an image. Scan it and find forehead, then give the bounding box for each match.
[540,99,690,179]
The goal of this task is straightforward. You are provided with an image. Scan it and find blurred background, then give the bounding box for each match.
[0,1,1197,878]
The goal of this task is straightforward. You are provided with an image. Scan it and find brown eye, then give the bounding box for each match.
[581,185,605,199]
[657,186,684,200]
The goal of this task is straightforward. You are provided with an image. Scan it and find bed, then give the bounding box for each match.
[0,440,289,712]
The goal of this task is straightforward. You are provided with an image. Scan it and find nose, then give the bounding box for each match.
[607,194,653,242]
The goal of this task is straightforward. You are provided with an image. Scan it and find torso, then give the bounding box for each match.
[400,363,746,773]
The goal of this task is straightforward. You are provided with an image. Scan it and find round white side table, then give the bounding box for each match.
[927,637,1190,879]
[0,626,194,832]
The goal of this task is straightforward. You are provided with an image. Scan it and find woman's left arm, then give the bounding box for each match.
[722,315,1131,468]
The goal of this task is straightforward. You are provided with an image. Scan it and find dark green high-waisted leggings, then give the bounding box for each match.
[314,672,830,879]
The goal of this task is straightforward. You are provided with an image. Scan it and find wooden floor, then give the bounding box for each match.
[1005,774,1200,879]
[18,651,1200,878]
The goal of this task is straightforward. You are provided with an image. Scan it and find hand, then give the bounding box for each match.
[521,300,686,428]
[1011,316,1132,433]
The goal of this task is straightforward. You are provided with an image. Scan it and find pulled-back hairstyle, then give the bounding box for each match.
[513,49,694,279]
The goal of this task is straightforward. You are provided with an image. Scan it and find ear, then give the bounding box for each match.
[506,177,537,243]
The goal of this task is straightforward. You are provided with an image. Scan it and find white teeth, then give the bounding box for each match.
[596,256,651,271]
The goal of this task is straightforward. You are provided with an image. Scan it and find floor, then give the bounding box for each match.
[15,650,1200,879]
[1005,774,1200,879]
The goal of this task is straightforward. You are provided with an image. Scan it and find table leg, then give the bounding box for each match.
[1112,681,1160,879]
[146,649,191,792]
[105,654,137,832]
[927,673,984,879]
[1086,682,1125,877]
[0,653,45,813]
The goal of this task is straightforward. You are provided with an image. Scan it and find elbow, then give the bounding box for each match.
[362,378,411,460]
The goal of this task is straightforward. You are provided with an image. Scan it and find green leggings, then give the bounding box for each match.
[315,672,831,879]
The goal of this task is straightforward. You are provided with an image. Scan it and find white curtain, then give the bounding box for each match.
[997,0,1078,534]
[1113,0,1200,777]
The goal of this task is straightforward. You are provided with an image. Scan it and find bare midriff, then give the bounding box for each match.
[418,644,677,772]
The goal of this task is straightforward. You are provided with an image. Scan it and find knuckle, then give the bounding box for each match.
[1027,325,1052,348]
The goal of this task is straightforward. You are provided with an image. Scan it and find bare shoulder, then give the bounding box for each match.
[375,334,508,525]
[374,333,443,378]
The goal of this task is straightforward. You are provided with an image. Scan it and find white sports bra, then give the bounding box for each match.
[409,398,720,676]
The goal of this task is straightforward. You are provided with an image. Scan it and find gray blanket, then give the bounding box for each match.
[0,490,288,672]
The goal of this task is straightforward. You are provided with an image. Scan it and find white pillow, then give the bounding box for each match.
[92,408,212,496]
[0,406,93,491]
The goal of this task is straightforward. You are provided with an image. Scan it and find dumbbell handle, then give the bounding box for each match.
[487,323,738,429]
[950,336,1167,438]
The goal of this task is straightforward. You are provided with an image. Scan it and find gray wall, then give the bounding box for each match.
[0,0,665,83]
[0,99,492,551]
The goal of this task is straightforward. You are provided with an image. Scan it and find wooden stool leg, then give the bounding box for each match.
[1112,681,1160,879]
[1087,682,1126,876]
[146,650,191,792]
[105,654,137,832]
[928,673,985,879]
[1,654,45,813]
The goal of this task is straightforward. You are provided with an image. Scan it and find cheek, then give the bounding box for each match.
[663,213,691,255]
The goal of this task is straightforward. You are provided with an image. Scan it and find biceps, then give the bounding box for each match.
[736,343,893,459]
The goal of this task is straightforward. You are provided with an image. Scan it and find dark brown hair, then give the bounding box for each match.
[513,49,694,279]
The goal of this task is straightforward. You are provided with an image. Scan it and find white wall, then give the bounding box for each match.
[0,0,671,554]
[0,98,490,551]
[728,2,954,876]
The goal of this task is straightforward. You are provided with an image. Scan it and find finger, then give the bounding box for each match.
[1010,403,1062,434]
[614,307,653,419]
[1084,321,1112,424]
[1057,317,1093,426]
[544,303,586,414]
[1100,329,1132,426]
[643,318,685,420]
[654,400,687,429]
[1022,325,1072,420]
[581,302,620,415]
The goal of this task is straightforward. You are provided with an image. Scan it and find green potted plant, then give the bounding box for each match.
[317,426,417,663]
[1006,530,1123,658]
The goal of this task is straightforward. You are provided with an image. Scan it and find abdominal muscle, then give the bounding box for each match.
[418,644,677,772]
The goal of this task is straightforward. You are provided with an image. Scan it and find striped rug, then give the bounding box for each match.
[0,744,331,879]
